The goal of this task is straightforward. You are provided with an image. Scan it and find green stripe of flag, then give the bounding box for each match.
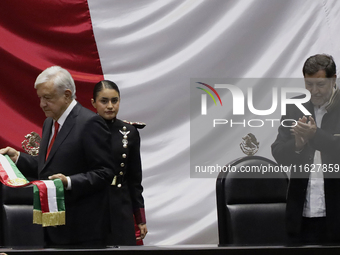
[53,179,65,212]
[33,185,41,211]
[4,155,28,181]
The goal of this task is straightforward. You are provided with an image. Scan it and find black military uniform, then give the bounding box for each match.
[105,118,146,246]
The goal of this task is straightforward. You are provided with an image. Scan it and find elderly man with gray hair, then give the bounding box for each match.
[0,66,116,248]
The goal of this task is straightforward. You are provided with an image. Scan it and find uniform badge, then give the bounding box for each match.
[119,126,130,148]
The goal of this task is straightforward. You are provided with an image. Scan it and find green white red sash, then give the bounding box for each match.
[0,154,65,227]
[33,179,65,226]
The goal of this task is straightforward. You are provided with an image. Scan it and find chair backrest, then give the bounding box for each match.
[1,183,44,248]
[216,156,288,246]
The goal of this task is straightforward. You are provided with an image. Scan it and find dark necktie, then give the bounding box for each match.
[46,122,60,160]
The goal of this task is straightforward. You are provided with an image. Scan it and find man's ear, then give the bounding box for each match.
[64,89,72,100]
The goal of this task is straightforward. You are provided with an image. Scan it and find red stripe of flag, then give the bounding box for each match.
[0,0,104,150]
[32,181,50,213]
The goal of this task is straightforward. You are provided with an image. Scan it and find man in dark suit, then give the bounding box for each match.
[0,66,115,247]
[272,54,340,245]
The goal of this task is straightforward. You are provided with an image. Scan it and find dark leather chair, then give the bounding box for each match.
[216,156,288,246]
[1,183,44,248]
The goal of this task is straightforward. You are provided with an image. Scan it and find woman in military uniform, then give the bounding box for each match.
[91,80,147,245]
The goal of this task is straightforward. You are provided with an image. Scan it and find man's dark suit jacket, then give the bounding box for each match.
[271,90,340,241]
[17,102,115,245]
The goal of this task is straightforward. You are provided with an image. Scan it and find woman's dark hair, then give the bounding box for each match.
[303,54,336,78]
[93,80,120,102]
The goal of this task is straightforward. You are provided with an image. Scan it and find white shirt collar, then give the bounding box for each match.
[55,99,77,127]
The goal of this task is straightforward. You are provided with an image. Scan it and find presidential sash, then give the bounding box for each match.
[0,154,65,227]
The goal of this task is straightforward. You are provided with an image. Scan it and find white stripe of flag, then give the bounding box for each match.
[0,154,17,179]
[44,180,58,213]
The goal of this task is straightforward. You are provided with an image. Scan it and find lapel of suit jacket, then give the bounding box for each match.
[306,101,315,119]
[41,103,81,171]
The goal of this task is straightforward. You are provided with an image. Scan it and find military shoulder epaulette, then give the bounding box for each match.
[123,120,146,129]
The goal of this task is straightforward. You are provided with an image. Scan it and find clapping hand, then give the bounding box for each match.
[290,116,317,151]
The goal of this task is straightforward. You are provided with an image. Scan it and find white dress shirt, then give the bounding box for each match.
[302,104,327,217]
[48,99,77,146]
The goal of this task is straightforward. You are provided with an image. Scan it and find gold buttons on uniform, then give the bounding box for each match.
[120,163,125,167]
[122,154,127,158]
[117,184,122,188]
[119,171,123,176]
